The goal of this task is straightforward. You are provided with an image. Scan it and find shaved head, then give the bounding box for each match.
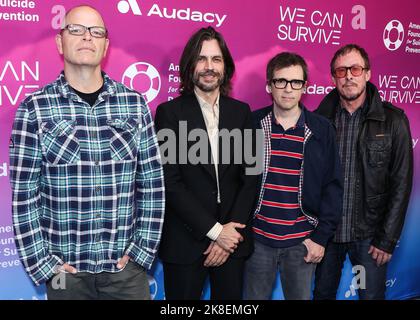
[61,5,106,30]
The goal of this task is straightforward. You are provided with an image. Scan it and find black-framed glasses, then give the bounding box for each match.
[271,78,306,90]
[333,65,368,78]
[62,24,108,38]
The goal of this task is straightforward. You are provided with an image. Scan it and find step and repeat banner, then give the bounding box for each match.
[0,0,419,300]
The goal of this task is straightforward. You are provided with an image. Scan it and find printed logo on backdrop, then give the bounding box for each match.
[383,20,405,51]
[276,5,344,45]
[122,62,161,103]
[0,60,40,107]
[383,20,420,54]
[276,5,369,46]
[0,225,20,270]
[377,73,420,106]
[117,0,227,27]
[0,162,8,177]
[0,0,39,22]
[148,274,157,300]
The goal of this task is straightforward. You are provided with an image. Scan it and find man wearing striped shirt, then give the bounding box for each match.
[9,6,164,300]
[244,52,343,300]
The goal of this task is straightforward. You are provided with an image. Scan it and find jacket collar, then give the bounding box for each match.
[317,81,385,122]
[258,103,322,140]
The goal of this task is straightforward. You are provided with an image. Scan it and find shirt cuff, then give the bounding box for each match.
[125,241,156,270]
[206,222,223,241]
[29,254,64,286]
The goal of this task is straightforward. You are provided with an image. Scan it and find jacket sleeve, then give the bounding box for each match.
[10,102,64,286]
[154,103,218,241]
[371,112,413,253]
[126,102,166,269]
[310,123,344,247]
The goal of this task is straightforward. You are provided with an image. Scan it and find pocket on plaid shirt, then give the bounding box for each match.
[41,119,80,165]
[107,118,139,161]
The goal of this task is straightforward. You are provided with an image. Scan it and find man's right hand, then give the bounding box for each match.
[57,263,77,274]
[215,222,245,253]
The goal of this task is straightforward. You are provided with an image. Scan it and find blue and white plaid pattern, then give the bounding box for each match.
[9,72,165,285]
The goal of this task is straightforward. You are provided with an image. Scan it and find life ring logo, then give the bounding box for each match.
[383,20,404,51]
[122,62,161,103]
[148,275,158,300]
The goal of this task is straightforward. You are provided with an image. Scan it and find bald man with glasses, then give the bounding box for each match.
[9,5,164,300]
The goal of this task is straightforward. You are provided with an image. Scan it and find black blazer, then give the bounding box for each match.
[155,93,258,264]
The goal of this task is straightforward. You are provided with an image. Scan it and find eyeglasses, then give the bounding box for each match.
[333,65,368,78]
[271,78,306,90]
[62,24,108,38]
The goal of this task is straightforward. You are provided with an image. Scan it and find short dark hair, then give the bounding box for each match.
[330,44,370,75]
[266,52,308,83]
[179,26,235,96]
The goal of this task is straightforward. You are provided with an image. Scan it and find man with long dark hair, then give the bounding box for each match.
[155,26,258,299]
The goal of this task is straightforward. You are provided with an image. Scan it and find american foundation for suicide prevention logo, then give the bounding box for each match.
[148,274,157,300]
[122,62,161,103]
[383,20,404,51]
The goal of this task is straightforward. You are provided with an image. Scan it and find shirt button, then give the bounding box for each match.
[95,160,99,166]
[96,186,101,193]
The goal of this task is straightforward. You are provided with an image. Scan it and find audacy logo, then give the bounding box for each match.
[117,0,141,15]
[117,0,227,27]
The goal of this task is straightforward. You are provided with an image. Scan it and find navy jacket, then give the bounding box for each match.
[252,104,343,247]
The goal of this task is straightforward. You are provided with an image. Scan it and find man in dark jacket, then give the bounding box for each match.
[314,44,413,300]
[155,27,258,300]
[243,52,343,300]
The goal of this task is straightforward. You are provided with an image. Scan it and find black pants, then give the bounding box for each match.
[163,256,245,300]
[46,261,150,300]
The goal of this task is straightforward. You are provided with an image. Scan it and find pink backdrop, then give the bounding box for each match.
[0,0,419,299]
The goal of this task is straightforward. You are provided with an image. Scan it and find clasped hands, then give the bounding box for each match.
[203,222,245,267]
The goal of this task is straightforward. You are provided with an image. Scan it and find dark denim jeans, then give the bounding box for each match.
[313,238,388,300]
[243,240,316,300]
[46,261,150,300]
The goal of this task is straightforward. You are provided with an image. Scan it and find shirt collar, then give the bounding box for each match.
[194,89,220,110]
[56,70,117,101]
[337,99,367,116]
[272,105,305,128]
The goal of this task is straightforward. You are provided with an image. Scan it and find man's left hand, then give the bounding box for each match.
[116,255,131,269]
[303,239,325,263]
[368,245,392,266]
[203,242,230,267]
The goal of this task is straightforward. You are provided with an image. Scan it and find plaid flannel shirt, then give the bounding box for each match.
[9,72,165,285]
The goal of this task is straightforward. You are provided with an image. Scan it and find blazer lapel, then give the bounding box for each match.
[218,96,234,180]
[182,94,217,181]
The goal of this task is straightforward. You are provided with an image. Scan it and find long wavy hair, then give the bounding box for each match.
[179,26,235,96]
